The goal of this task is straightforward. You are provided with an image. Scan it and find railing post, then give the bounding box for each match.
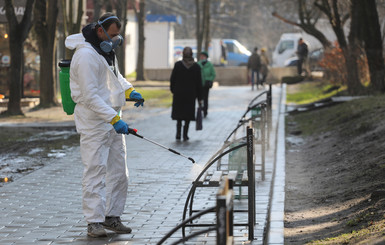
[261,104,266,181]
[246,126,255,240]
[268,84,273,138]
[268,83,272,107]
[217,178,234,245]
[228,179,234,239]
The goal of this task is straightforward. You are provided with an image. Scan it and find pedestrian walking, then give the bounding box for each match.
[296,38,308,75]
[247,47,262,90]
[65,13,144,237]
[260,48,269,85]
[198,51,216,118]
[170,47,203,141]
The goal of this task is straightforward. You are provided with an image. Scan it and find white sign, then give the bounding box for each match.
[2,55,10,64]
[0,0,27,23]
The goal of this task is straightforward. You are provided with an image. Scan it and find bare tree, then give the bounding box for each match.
[195,0,211,57]
[115,0,128,76]
[355,0,385,93]
[315,0,363,95]
[203,0,211,52]
[272,0,366,94]
[130,0,146,81]
[316,0,384,94]
[34,0,59,107]
[2,0,35,116]
[195,0,202,54]
[61,0,84,59]
[92,0,105,22]
[272,0,332,49]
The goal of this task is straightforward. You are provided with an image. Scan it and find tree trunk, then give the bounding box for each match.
[62,0,83,59]
[92,0,104,22]
[203,0,210,52]
[116,0,128,76]
[196,0,211,59]
[3,0,34,116]
[344,0,364,95]
[343,46,362,95]
[315,0,363,95]
[7,39,23,115]
[136,0,146,81]
[195,0,203,56]
[38,37,57,107]
[359,0,385,93]
[34,0,59,108]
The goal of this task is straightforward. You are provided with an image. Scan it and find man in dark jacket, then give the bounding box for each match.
[247,47,261,90]
[296,38,308,75]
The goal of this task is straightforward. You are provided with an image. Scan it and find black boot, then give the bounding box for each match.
[176,120,182,140]
[183,121,190,141]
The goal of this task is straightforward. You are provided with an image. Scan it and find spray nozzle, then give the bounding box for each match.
[128,128,138,135]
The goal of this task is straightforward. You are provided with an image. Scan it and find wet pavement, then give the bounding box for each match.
[0,84,286,245]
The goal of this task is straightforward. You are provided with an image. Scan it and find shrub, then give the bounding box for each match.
[319,42,369,86]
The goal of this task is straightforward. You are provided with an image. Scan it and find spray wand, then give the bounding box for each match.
[127,128,196,164]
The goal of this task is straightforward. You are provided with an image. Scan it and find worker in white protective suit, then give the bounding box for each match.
[65,13,144,237]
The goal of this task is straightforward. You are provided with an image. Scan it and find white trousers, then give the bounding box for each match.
[80,129,128,223]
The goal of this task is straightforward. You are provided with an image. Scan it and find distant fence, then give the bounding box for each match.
[145,66,296,85]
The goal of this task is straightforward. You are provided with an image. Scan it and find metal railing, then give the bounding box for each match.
[157,178,234,245]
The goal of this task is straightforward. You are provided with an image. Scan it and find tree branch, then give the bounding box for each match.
[314,0,332,20]
[271,11,301,27]
[75,1,83,33]
[5,0,19,34]
[341,13,350,26]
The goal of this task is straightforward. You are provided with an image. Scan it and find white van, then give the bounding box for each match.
[272,32,324,67]
[272,33,302,67]
[174,39,251,66]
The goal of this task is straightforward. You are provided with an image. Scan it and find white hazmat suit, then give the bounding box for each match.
[65,33,132,223]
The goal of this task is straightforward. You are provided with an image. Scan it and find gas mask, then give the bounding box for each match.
[100,34,123,53]
[97,16,123,53]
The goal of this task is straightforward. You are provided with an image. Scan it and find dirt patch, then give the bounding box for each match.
[285,95,385,244]
[0,126,79,186]
[0,103,168,186]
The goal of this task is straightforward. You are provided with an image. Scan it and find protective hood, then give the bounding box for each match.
[65,33,87,50]
[82,23,103,53]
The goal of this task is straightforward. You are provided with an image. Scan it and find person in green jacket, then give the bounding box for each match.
[198,51,216,117]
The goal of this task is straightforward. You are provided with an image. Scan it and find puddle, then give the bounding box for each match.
[47,151,66,158]
[286,135,304,146]
[29,130,77,141]
[29,148,44,154]
[0,128,79,186]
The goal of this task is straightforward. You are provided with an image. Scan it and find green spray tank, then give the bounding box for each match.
[58,59,76,115]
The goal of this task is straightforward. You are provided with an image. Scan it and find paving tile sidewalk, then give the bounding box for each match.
[0,85,284,245]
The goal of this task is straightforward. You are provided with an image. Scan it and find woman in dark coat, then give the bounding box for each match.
[170,47,203,141]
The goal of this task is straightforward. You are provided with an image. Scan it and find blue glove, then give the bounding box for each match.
[113,120,129,134]
[129,90,144,107]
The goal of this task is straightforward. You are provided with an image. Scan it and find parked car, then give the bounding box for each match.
[272,32,324,67]
[308,48,324,71]
[174,38,251,66]
[284,56,298,67]
[284,48,324,72]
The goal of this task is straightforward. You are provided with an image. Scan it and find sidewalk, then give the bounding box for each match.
[0,85,285,245]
